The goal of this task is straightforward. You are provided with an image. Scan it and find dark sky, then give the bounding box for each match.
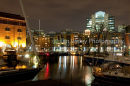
[0,0,130,32]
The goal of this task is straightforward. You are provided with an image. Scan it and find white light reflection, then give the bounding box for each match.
[70,56,75,70]
[63,56,67,69]
[58,56,61,70]
[32,56,39,68]
[53,47,55,51]
[85,67,95,86]
[59,47,61,51]
[64,47,67,52]
[84,47,86,51]
[70,56,72,69]
[80,56,82,69]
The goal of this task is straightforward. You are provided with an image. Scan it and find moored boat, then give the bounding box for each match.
[0,68,41,83]
[93,64,130,85]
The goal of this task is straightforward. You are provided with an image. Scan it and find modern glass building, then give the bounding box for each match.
[86,11,115,32]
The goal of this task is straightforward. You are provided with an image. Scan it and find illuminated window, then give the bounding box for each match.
[17,37,22,40]
[17,29,22,32]
[95,11,105,18]
[5,27,10,31]
[5,36,10,39]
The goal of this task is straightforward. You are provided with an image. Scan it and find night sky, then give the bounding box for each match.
[0,0,130,32]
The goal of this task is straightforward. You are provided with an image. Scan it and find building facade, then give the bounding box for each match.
[125,25,130,55]
[46,29,86,54]
[86,11,115,32]
[0,12,26,51]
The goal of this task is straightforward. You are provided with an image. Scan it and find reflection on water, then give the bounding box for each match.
[44,63,50,79]
[34,56,94,86]
[85,67,95,86]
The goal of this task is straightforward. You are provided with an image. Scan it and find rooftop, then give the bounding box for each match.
[0,12,24,20]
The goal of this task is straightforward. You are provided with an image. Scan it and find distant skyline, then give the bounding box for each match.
[0,0,130,32]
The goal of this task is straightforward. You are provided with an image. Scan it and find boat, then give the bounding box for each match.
[83,55,104,66]
[0,68,41,83]
[83,55,130,66]
[3,49,18,67]
[92,64,130,85]
[0,1,42,83]
[94,72,130,85]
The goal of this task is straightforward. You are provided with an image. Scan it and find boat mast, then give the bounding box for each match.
[19,0,39,61]
[39,19,40,51]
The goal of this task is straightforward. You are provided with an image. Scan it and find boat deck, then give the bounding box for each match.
[84,55,130,65]
[103,71,130,78]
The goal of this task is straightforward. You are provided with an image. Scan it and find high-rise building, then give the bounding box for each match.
[118,25,126,32]
[86,11,115,32]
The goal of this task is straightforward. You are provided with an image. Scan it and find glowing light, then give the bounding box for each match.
[64,47,67,52]
[116,45,118,47]
[58,56,61,69]
[13,42,18,47]
[85,67,95,85]
[71,52,76,55]
[0,66,8,70]
[25,54,30,58]
[116,53,122,56]
[95,11,105,18]
[71,47,74,51]
[116,64,120,68]
[53,47,55,51]
[63,56,67,69]
[0,42,4,47]
[83,47,86,51]
[32,56,39,68]
[85,29,90,35]
[46,53,50,56]
[59,47,61,51]
[22,43,26,47]
[16,65,27,69]
[22,65,27,69]
[72,56,75,69]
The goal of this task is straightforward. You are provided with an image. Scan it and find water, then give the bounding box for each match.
[33,56,95,86]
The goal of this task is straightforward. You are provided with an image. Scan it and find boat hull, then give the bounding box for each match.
[93,74,130,85]
[0,68,41,83]
[83,56,130,66]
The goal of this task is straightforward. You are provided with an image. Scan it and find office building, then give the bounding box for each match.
[86,11,115,32]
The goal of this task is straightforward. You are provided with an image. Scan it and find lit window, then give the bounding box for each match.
[17,37,22,40]
[5,27,10,31]
[95,11,105,18]
[17,29,22,32]
[5,36,10,39]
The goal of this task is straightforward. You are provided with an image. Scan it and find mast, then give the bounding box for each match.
[39,19,40,51]
[39,19,40,34]
[19,0,39,62]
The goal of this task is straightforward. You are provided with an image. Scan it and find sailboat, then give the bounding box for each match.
[0,0,41,83]
[92,63,130,85]
[0,68,41,83]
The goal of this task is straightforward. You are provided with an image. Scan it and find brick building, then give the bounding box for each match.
[0,12,26,50]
